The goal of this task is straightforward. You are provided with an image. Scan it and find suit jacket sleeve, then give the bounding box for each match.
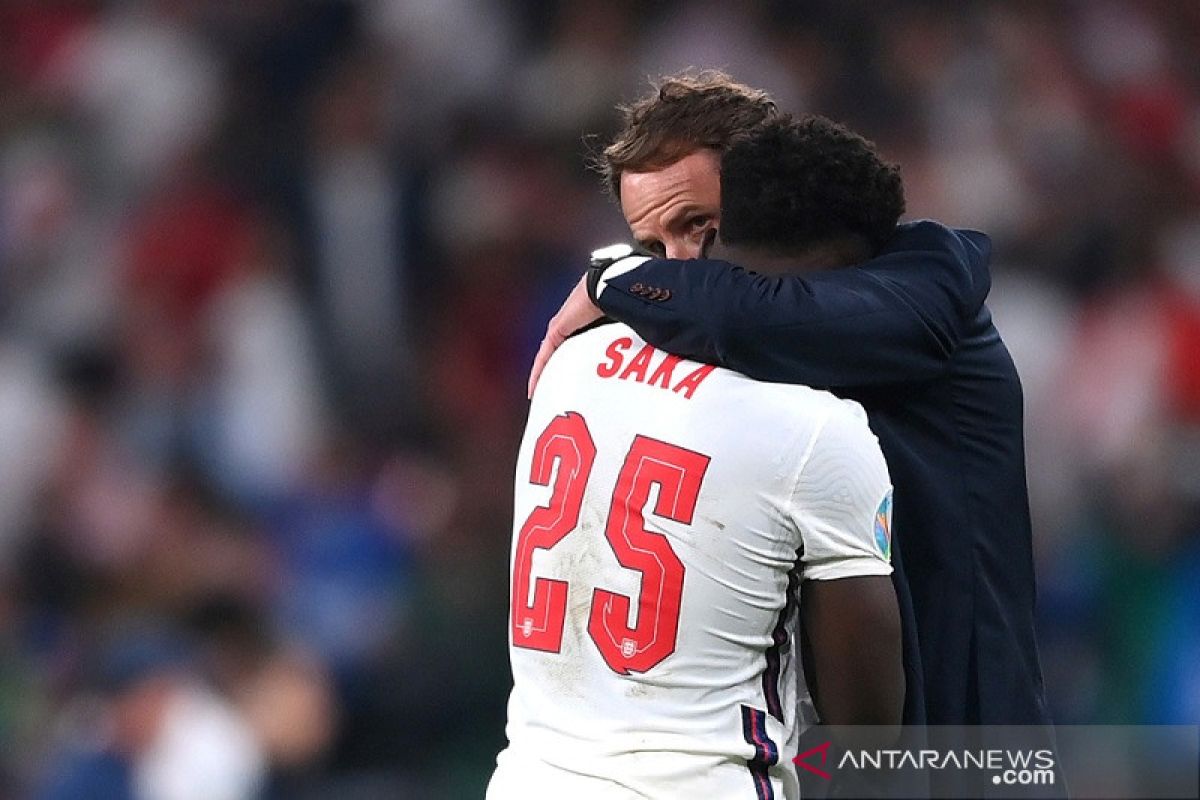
[594,220,992,389]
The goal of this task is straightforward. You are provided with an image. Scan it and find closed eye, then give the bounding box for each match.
[640,239,666,257]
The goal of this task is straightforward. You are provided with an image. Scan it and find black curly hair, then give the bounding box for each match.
[719,115,905,254]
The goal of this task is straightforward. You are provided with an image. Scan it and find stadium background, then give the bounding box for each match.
[0,1,1198,797]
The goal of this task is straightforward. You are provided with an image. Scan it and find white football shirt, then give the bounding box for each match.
[489,324,893,800]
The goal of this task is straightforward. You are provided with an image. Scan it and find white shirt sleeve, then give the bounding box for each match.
[789,400,894,581]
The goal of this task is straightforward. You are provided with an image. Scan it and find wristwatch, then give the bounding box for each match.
[587,243,651,304]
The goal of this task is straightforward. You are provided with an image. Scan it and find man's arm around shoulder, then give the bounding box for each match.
[594,220,991,388]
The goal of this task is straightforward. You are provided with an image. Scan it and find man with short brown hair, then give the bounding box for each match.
[531,70,1053,732]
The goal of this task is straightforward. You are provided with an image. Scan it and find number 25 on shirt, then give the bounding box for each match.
[511,411,711,676]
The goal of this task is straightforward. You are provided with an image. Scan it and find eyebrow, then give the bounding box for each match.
[667,204,703,222]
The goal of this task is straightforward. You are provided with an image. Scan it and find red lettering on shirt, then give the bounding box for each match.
[597,337,633,378]
[618,344,655,383]
[595,339,714,401]
[647,354,682,389]
[673,365,716,399]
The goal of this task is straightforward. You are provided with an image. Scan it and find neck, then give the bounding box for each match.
[713,236,873,276]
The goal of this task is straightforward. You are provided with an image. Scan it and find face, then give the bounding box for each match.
[620,149,721,260]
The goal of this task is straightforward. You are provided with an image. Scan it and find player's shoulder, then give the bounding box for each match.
[540,321,636,385]
[534,321,621,383]
[806,389,871,428]
[807,393,876,450]
[721,366,869,429]
[557,320,632,356]
[760,388,875,465]
[550,323,866,421]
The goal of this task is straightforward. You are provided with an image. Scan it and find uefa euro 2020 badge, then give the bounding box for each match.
[874,491,893,560]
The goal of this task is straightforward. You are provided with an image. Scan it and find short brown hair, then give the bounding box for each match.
[598,70,778,199]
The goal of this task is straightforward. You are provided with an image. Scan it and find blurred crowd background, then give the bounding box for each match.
[0,0,1198,797]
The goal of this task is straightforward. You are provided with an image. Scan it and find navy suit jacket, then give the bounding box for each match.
[596,220,1051,726]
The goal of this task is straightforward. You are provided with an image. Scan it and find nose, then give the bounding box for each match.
[664,237,702,260]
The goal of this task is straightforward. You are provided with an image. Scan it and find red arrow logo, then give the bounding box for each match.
[793,741,832,780]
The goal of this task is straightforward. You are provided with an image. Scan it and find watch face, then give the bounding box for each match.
[591,243,636,263]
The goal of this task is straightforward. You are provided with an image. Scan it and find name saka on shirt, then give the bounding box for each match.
[595,336,716,400]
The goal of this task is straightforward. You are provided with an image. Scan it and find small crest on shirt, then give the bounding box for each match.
[874,491,893,559]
